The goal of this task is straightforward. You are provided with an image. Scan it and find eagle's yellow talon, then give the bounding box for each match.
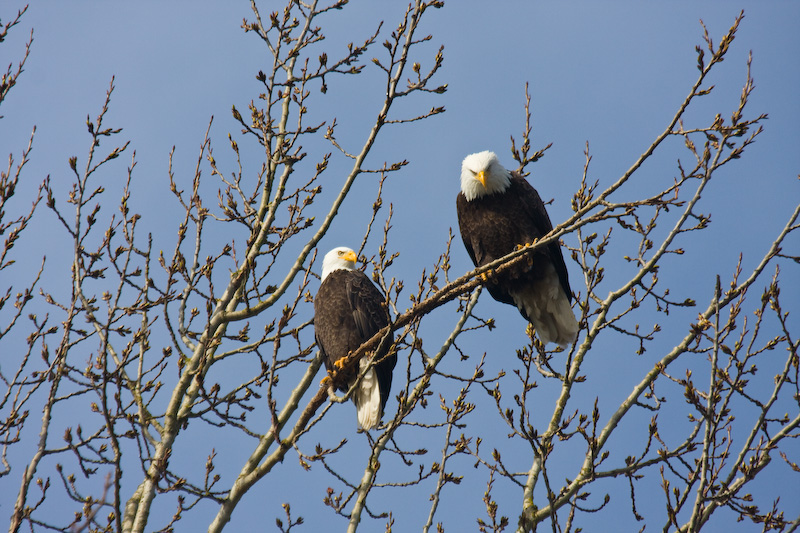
[321,375,332,386]
[333,358,346,370]
[479,269,496,283]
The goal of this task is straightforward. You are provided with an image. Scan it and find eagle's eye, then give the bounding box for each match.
[338,251,344,256]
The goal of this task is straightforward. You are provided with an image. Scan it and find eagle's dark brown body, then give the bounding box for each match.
[314,269,395,426]
[457,173,577,346]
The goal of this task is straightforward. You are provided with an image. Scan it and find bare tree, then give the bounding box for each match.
[2,3,797,533]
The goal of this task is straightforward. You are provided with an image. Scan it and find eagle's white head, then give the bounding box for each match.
[321,246,357,281]
[460,150,512,201]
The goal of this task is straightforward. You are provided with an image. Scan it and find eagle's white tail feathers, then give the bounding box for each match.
[511,267,579,347]
[353,357,382,430]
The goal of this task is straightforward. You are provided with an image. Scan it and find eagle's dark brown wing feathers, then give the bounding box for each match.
[512,174,573,303]
[346,274,387,340]
[315,269,396,414]
[456,174,573,305]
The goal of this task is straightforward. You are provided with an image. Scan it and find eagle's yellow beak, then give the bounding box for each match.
[343,250,357,263]
[475,170,487,188]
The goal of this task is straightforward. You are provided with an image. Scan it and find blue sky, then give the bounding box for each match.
[2,1,798,531]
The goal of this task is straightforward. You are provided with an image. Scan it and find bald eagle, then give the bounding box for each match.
[457,151,579,347]
[314,247,396,429]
